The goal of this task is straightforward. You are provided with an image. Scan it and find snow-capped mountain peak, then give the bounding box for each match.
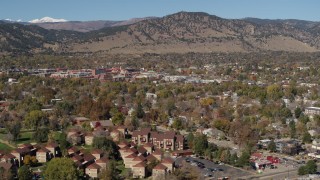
[29,17,67,23]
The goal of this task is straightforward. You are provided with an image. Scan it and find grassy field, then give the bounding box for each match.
[15,131,35,145]
[0,142,14,152]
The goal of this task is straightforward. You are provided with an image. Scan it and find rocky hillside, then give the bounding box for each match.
[1,12,320,54]
[0,22,83,54]
[69,12,320,53]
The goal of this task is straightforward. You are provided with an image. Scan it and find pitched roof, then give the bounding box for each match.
[137,146,147,154]
[118,141,130,147]
[0,162,12,170]
[83,154,95,162]
[87,163,101,169]
[146,154,157,162]
[153,163,167,170]
[91,149,104,155]
[126,147,138,154]
[132,155,146,162]
[132,161,147,168]
[152,149,163,155]
[2,153,15,159]
[144,143,154,148]
[125,153,137,159]
[46,142,58,148]
[161,157,174,164]
[37,147,50,153]
[68,146,79,153]
[95,156,109,163]
[72,154,84,162]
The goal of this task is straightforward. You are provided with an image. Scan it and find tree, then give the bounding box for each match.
[237,151,250,167]
[5,120,21,141]
[24,110,45,129]
[99,160,118,180]
[302,132,312,143]
[43,158,79,180]
[294,107,302,118]
[267,140,277,152]
[267,84,283,100]
[298,166,307,175]
[136,103,145,119]
[58,132,69,154]
[33,127,49,142]
[306,160,317,174]
[298,160,317,175]
[186,133,194,149]
[229,153,238,166]
[172,118,183,130]
[92,137,118,159]
[23,155,38,166]
[193,134,208,156]
[111,112,125,126]
[18,165,33,180]
[289,120,296,139]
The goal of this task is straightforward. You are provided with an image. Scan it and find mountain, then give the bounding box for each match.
[32,17,157,32]
[69,12,320,53]
[0,22,81,54]
[29,17,68,23]
[1,12,320,54]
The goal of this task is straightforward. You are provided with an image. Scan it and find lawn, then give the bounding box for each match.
[15,131,35,145]
[0,142,14,152]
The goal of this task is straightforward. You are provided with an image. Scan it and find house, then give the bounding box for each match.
[305,107,320,117]
[152,163,168,179]
[67,130,84,145]
[91,149,104,160]
[132,161,147,178]
[84,133,94,146]
[0,162,16,177]
[132,129,185,151]
[68,146,80,156]
[36,147,50,163]
[110,129,121,142]
[89,120,114,129]
[118,141,130,149]
[276,140,301,155]
[85,163,101,178]
[123,153,137,168]
[46,143,60,158]
[132,128,152,145]
[82,154,96,166]
[152,149,163,161]
[131,155,146,168]
[161,157,174,173]
[95,156,109,169]
[143,143,154,154]
[11,148,29,166]
[73,117,90,125]
[313,138,320,148]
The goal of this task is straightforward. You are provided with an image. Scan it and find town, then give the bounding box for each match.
[0,52,320,179]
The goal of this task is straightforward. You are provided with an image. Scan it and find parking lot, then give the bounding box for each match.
[175,156,252,179]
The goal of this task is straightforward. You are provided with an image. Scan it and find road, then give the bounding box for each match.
[240,168,298,180]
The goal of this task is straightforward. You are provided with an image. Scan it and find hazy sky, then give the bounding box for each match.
[1,0,320,21]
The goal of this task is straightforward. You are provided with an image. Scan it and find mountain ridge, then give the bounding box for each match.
[1,11,320,55]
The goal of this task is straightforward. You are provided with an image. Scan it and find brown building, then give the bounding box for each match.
[85,163,101,178]
[152,163,168,179]
[132,161,147,178]
[132,129,184,151]
[36,147,50,163]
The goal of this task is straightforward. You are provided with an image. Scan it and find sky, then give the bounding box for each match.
[1,0,320,22]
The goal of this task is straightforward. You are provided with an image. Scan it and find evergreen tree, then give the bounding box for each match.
[18,165,33,180]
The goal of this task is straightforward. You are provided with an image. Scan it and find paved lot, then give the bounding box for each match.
[175,156,252,179]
